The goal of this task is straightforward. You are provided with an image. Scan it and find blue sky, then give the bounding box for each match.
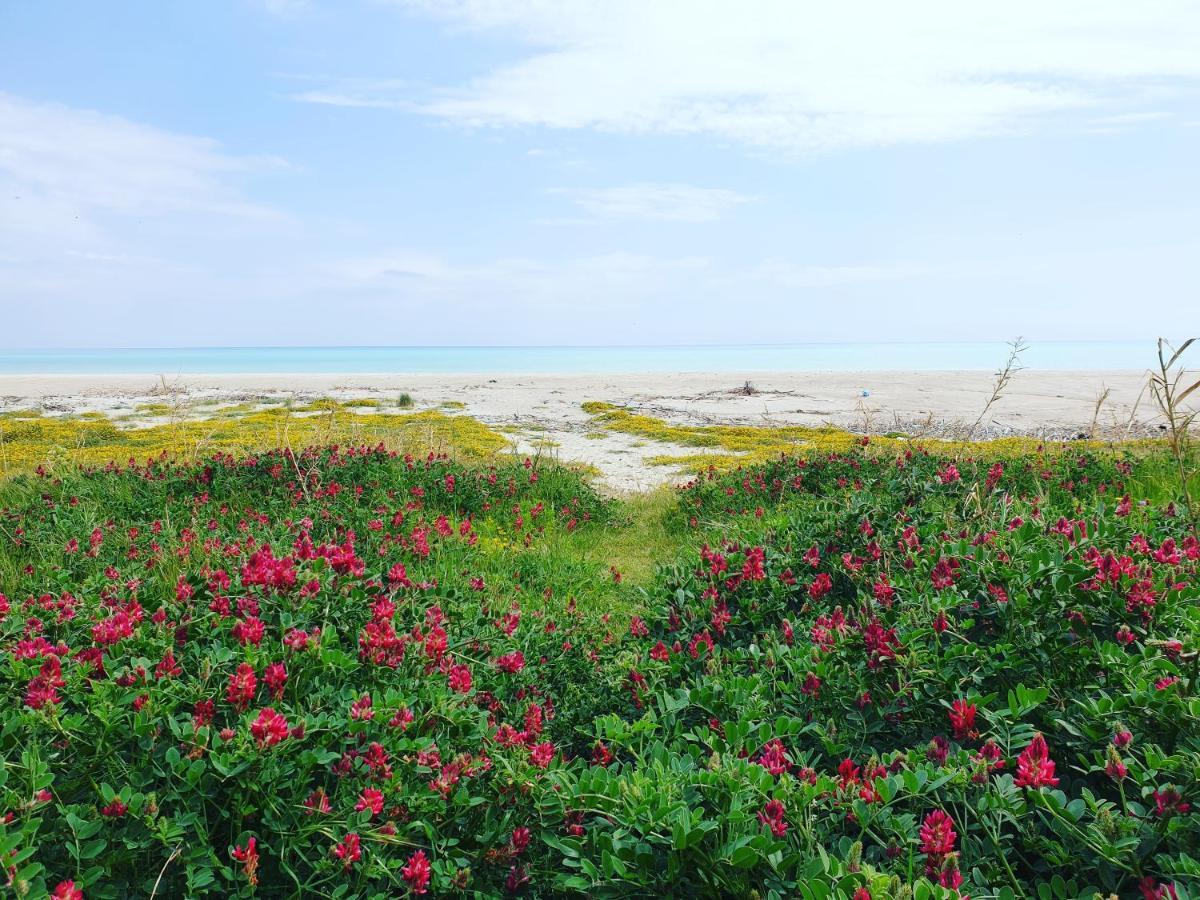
[1,0,1198,348]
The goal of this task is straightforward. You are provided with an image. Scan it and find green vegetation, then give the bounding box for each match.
[1,402,1198,898]
[0,406,509,478]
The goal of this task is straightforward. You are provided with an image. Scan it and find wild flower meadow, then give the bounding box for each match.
[1,435,1197,898]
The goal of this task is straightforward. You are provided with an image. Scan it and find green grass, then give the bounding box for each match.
[1125,447,1200,511]
[589,486,689,586]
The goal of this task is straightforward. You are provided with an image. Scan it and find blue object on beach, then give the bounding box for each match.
[861,390,870,397]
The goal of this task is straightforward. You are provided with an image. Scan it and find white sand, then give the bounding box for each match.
[0,370,1170,492]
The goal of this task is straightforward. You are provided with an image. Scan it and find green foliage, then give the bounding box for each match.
[0,442,1197,897]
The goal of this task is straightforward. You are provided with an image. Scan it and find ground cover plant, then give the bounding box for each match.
[0,406,504,479]
[1,435,1198,898]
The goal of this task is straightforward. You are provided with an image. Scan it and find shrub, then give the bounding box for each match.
[1,442,1196,897]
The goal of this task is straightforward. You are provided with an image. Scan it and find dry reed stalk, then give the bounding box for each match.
[968,337,1027,440]
[1089,386,1111,440]
[1149,338,1199,525]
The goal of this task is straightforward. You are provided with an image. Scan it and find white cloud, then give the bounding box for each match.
[553,183,752,222]
[340,0,1200,152]
[0,92,295,327]
[0,92,282,220]
[289,79,413,109]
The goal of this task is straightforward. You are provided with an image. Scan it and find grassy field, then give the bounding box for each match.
[0,407,1197,898]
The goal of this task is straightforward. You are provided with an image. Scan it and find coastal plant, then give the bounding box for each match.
[1,439,1197,897]
[1149,337,1199,525]
[1089,385,1111,439]
[967,336,1027,439]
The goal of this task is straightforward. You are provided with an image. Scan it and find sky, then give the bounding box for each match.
[1,0,1198,348]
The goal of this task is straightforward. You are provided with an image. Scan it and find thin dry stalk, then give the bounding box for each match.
[854,398,876,435]
[280,419,313,502]
[149,845,183,899]
[1089,386,1112,440]
[911,410,936,439]
[1122,380,1150,442]
[968,337,1027,439]
[1149,337,1199,525]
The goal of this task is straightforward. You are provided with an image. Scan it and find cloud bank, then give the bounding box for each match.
[299,1,1200,153]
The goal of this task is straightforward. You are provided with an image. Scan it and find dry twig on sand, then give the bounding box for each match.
[1089,386,1111,440]
[968,337,1027,439]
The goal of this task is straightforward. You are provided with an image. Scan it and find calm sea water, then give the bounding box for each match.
[0,342,1154,375]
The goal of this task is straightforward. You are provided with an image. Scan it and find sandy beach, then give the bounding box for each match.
[0,369,1166,492]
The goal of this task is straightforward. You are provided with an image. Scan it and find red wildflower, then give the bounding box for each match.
[757,799,788,837]
[926,735,949,765]
[364,741,394,779]
[756,739,792,776]
[808,573,833,600]
[510,826,532,855]
[402,848,432,894]
[920,809,956,856]
[972,739,1006,781]
[948,699,978,740]
[154,650,182,680]
[350,693,375,720]
[232,616,264,646]
[1139,878,1179,900]
[51,882,84,900]
[919,809,957,878]
[249,707,290,748]
[356,787,385,817]
[528,742,555,769]
[1105,746,1128,781]
[505,864,530,893]
[448,663,473,693]
[24,655,65,710]
[938,463,961,484]
[592,741,614,767]
[688,630,715,659]
[564,810,585,837]
[800,672,821,698]
[231,836,260,886]
[100,799,127,818]
[742,546,766,581]
[390,706,414,730]
[1014,734,1059,788]
[226,663,256,711]
[1153,787,1190,818]
[333,832,361,869]
[495,651,526,674]
[930,557,960,590]
[305,788,332,814]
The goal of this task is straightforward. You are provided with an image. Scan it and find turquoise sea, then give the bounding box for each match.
[0,341,1155,375]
